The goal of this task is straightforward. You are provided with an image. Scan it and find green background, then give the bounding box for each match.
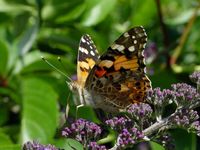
[0,0,200,149]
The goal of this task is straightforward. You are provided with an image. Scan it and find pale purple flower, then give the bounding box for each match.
[23,141,59,150]
[105,117,130,132]
[147,88,175,107]
[171,83,198,107]
[62,118,101,144]
[171,109,199,128]
[127,103,152,119]
[88,142,107,150]
[190,71,200,84]
[117,128,144,149]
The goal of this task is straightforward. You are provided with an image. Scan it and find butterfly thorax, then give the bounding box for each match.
[69,81,95,107]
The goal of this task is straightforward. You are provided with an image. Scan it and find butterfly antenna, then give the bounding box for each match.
[41,56,72,82]
[57,57,71,74]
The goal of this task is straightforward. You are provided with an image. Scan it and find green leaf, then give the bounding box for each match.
[81,0,117,26]
[0,1,33,14]
[0,133,21,150]
[17,21,39,56]
[150,141,165,150]
[56,3,86,23]
[65,138,83,150]
[171,129,196,150]
[0,145,21,150]
[131,0,156,26]
[21,77,58,144]
[0,40,8,75]
[0,133,12,145]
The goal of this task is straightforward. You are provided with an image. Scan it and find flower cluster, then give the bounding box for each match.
[62,119,102,144]
[105,117,130,132]
[190,71,200,84]
[147,88,174,107]
[171,83,198,107]
[127,103,152,120]
[23,141,59,150]
[171,109,199,128]
[87,142,106,150]
[117,128,144,149]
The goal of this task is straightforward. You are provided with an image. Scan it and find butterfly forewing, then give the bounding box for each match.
[77,34,100,86]
[85,26,151,110]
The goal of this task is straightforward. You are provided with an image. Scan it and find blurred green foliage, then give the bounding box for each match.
[0,0,200,149]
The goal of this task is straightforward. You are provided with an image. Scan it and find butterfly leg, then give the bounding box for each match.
[76,104,84,119]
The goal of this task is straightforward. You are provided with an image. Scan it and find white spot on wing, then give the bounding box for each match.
[79,47,89,54]
[82,38,86,43]
[111,43,120,49]
[124,32,129,37]
[117,45,125,51]
[90,50,95,56]
[132,36,136,39]
[143,43,146,48]
[134,40,137,44]
[141,51,144,56]
[128,46,135,52]
[144,68,147,73]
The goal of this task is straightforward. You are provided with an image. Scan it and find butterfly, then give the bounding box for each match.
[69,26,151,112]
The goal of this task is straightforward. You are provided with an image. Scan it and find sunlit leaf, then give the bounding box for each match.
[81,0,117,26]
[21,77,58,144]
[56,3,86,23]
[0,133,20,150]
[65,138,83,150]
[17,20,39,56]
[150,141,165,150]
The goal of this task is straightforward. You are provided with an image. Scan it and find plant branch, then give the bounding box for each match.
[170,4,200,66]
[109,99,200,150]
[155,0,170,67]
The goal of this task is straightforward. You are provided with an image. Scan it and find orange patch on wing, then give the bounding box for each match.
[95,69,106,77]
[119,84,129,92]
[114,56,138,71]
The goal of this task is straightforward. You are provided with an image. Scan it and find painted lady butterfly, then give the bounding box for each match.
[69,26,151,112]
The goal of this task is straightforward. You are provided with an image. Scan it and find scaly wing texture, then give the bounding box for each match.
[77,34,100,86]
[86,26,151,109]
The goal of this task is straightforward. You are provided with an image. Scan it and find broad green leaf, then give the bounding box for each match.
[0,40,8,75]
[150,141,165,150]
[65,138,83,150]
[21,77,58,144]
[81,0,117,26]
[0,133,12,145]
[17,20,39,56]
[0,1,33,13]
[0,133,21,150]
[171,129,196,150]
[56,3,86,23]
[166,9,196,25]
[0,145,21,150]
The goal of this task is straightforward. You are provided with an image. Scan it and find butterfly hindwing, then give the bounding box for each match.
[77,34,100,86]
[85,26,151,109]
